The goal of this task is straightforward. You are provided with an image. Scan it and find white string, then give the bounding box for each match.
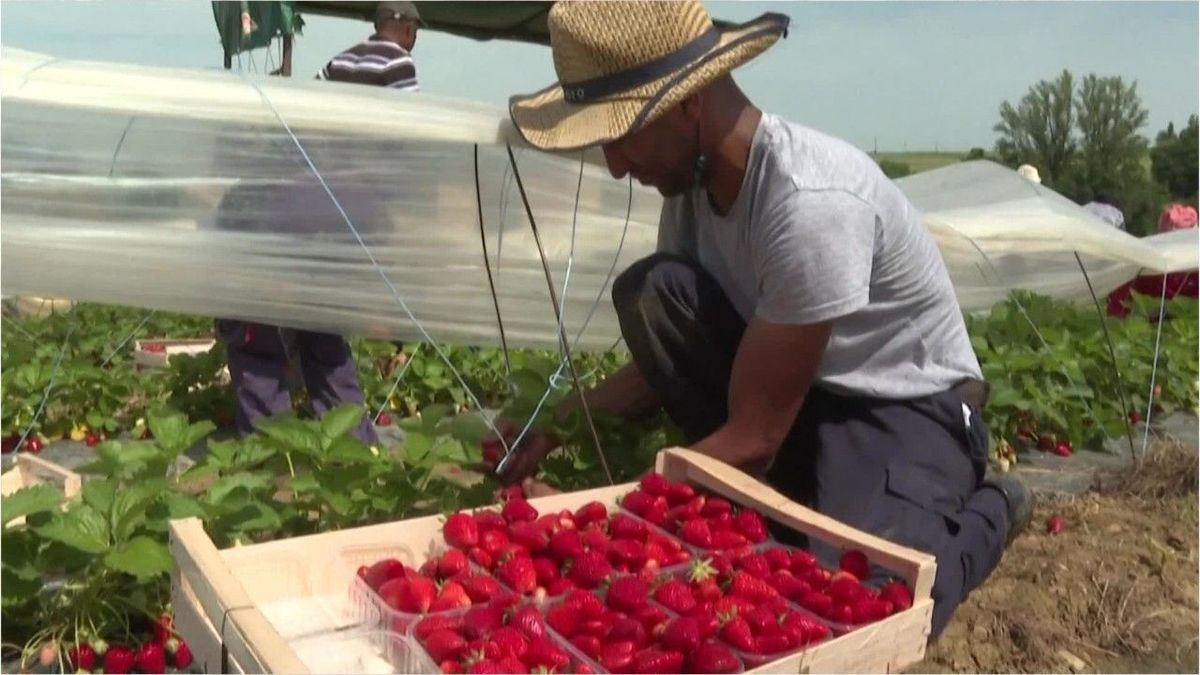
[1141,277,1170,455]
[15,314,79,452]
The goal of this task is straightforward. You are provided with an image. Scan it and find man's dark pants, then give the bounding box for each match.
[215,320,379,445]
[612,253,1010,638]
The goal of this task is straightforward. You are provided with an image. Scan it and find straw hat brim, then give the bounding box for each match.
[509,15,786,152]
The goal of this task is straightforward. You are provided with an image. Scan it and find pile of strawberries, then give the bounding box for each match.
[619,474,770,550]
[443,495,691,599]
[356,550,513,631]
[413,597,588,674]
[352,472,918,673]
[63,615,193,674]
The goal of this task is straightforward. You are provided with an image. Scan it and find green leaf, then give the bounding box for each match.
[35,506,110,554]
[103,535,172,579]
[1,529,45,580]
[321,404,367,443]
[326,435,377,464]
[288,473,320,494]
[147,408,215,454]
[320,488,353,516]
[1,484,64,526]
[111,482,164,542]
[82,479,118,515]
[205,472,273,507]
[226,502,282,532]
[161,492,208,520]
[255,415,323,456]
[1,568,42,606]
[446,413,491,446]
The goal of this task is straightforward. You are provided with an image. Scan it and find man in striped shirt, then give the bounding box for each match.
[317,1,421,91]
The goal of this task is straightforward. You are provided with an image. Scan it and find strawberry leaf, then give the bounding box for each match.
[103,536,171,580]
[1,484,64,526]
[34,505,109,554]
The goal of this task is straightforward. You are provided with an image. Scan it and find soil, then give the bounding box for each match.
[917,438,1199,674]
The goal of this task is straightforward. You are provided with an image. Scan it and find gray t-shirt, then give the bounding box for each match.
[658,113,982,399]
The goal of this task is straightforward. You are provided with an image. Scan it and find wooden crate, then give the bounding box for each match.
[1,454,83,527]
[170,448,936,674]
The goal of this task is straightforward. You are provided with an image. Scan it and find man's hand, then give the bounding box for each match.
[484,417,562,486]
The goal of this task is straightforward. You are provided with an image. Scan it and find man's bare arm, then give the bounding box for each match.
[552,361,661,422]
[692,318,832,473]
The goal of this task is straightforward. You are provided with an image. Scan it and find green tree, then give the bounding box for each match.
[993,69,1076,186]
[1151,114,1199,200]
[878,159,912,179]
[961,147,987,161]
[1071,75,1149,195]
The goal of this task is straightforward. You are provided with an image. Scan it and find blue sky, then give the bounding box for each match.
[2,1,1196,152]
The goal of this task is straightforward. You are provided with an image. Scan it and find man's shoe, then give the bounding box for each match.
[982,475,1034,544]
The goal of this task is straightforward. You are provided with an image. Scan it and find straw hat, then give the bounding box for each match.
[509,1,790,151]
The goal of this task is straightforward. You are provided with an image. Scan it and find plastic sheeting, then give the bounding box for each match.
[2,49,1197,351]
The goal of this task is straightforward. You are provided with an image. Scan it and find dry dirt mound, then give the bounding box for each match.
[918,440,1199,674]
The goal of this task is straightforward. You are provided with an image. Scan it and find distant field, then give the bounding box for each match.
[873,151,965,174]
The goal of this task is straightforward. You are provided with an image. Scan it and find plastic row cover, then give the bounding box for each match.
[2,48,1196,351]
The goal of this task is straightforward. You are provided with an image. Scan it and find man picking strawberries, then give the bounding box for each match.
[492,0,1033,638]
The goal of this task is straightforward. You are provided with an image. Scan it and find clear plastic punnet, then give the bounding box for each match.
[3,47,1197,355]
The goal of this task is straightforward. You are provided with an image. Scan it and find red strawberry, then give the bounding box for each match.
[103,644,135,674]
[1046,514,1066,534]
[782,611,830,644]
[521,638,569,671]
[548,529,584,561]
[153,613,174,643]
[789,549,818,572]
[379,576,437,613]
[666,498,704,525]
[621,489,656,516]
[510,604,546,640]
[579,619,608,638]
[680,519,714,548]
[607,576,649,612]
[689,641,740,674]
[639,473,669,496]
[574,501,608,527]
[633,604,670,634]
[754,633,795,655]
[852,598,894,623]
[509,521,549,553]
[712,529,749,550]
[1037,435,1056,452]
[463,603,506,639]
[546,602,582,637]
[362,557,408,591]
[461,574,502,603]
[689,604,721,640]
[880,580,913,611]
[737,553,771,578]
[599,640,637,672]
[498,556,537,594]
[497,656,529,674]
[831,604,855,625]
[529,556,558,587]
[609,616,648,646]
[828,574,868,605]
[441,659,463,674]
[502,498,538,523]
[654,579,698,614]
[699,497,732,518]
[730,572,778,603]
[608,539,646,568]
[839,550,871,580]
[610,514,648,540]
[445,512,480,549]
[1054,440,1073,457]
[438,549,470,578]
[768,571,811,600]
[480,438,502,467]
[632,648,685,674]
[661,616,702,652]
[416,613,465,640]
[707,511,735,533]
[802,566,832,590]
[466,638,503,665]
[425,629,468,662]
[479,529,509,556]
[475,510,508,532]
[438,580,473,607]
[568,550,612,588]
[563,588,605,619]
[571,634,603,660]
[798,590,834,618]
[642,499,670,526]
[666,482,696,506]
[491,626,529,660]
[468,547,494,570]
[170,639,193,669]
[579,527,610,553]
[733,510,768,543]
[467,659,502,674]
[763,547,792,572]
[547,578,575,595]
[420,558,441,578]
[1129,410,1142,425]
[69,643,96,671]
